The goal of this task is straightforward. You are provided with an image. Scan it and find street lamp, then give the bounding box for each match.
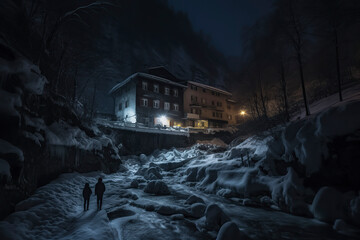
[240,110,246,116]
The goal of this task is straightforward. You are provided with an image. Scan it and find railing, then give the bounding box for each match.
[95,118,190,135]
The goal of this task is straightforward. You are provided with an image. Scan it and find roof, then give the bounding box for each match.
[109,72,187,95]
[187,81,232,96]
[146,66,179,82]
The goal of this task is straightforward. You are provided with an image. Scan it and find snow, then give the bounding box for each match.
[45,120,118,156]
[1,96,360,239]
[0,89,22,117]
[0,139,24,162]
[0,158,11,180]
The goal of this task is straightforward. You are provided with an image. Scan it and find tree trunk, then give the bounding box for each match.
[334,28,343,102]
[297,51,310,116]
[280,61,290,121]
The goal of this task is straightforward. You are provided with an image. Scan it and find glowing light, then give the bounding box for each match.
[240,111,246,116]
[159,115,168,125]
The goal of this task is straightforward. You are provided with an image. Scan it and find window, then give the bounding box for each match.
[153,84,159,93]
[125,100,129,108]
[164,102,170,110]
[212,101,215,106]
[173,89,178,97]
[142,81,148,90]
[211,91,215,95]
[191,95,198,103]
[227,104,231,110]
[153,100,160,109]
[118,102,122,111]
[173,103,179,111]
[228,114,232,120]
[141,98,148,107]
[201,98,206,104]
[217,101,222,107]
[191,85,197,91]
[203,88,206,93]
[212,112,216,117]
[165,87,170,95]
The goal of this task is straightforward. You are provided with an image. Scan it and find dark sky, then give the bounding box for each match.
[168,0,274,57]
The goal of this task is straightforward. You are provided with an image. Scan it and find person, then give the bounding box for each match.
[95,177,105,210]
[82,183,92,211]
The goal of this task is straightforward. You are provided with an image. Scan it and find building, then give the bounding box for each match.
[183,81,238,128]
[109,67,187,127]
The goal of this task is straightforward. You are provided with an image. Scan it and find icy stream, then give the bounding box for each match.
[1,153,359,240]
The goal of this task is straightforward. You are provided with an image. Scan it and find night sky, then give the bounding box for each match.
[168,0,275,57]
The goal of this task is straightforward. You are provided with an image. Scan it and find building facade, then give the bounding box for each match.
[109,70,186,127]
[183,81,238,128]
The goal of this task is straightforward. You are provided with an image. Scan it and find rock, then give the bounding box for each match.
[185,195,205,205]
[144,180,170,195]
[312,187,345,223]
[260,196,272,207]
[171,214,185,220]
[144,167,162,180]
[216,221,249,240]
[156,205,185,216]
[130,179,139,188]
[189,203,206,218]
[205,204,230,230]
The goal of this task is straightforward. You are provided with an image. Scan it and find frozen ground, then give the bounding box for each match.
[1,99,360,239]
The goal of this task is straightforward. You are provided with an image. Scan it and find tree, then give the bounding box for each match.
[276,0,310,116]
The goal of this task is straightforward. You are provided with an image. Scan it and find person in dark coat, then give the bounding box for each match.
[95,178,105,210]
[82,183,92,211]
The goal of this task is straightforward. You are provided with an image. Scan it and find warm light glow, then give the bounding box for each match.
[159,115,168,125]
[240,110,246,116]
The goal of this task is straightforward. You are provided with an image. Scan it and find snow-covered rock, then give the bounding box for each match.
[216,221,249,240]
[184,195,205,205]
[144,180,170,195]
[311,187,345,223]
[205,204,230,230]
[189,203,206,218]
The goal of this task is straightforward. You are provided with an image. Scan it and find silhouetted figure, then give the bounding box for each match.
[95,178,105,210]
[82,183,92,211]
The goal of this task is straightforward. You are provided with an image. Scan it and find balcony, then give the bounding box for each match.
[186,113,200,119]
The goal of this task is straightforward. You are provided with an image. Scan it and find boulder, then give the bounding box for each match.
[205,204,230,230]
[144,180,170,195]
[216,221,249,240]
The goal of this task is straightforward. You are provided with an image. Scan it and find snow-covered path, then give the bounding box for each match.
[1,158,359,240]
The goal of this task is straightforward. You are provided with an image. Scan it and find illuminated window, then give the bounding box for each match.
[173,104,179,111]
[164,102,170,110]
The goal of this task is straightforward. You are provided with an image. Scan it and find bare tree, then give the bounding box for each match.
[277,0,310,116]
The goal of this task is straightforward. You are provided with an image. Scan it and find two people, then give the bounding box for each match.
[82,178,106,211]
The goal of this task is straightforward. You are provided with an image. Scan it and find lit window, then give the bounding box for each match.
[201,98,206,104]
[153,100,160,109]
[118,102,122,111]
[173,89,178,97]
[165,87,170,95]
[173,103,179,111]
[141,98,148,107]
[142,81,148,90]
[153,84,159,93]
[164,102,170,110]
[125,100,129,108]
